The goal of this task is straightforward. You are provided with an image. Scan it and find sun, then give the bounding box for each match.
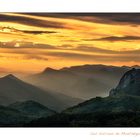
[14,43,20,47]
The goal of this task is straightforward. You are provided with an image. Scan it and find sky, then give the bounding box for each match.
[0,13,140,74]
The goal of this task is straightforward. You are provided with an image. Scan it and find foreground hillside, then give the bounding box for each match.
[0,100,56,126]
[27,95,140,127]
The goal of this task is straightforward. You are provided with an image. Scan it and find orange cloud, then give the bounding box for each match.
[0,13,140,74]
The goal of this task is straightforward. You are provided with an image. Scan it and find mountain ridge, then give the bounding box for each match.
[24,64,133,99]
[0,74,82,111]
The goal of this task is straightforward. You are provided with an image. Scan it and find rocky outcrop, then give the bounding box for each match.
[109,68,140,96]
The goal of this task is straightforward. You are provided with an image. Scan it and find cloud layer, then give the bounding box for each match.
[0,13,140,73]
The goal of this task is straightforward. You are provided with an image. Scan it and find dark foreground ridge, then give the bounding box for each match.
[0,100,56,127]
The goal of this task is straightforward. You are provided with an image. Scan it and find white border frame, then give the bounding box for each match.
[0,0,140,12]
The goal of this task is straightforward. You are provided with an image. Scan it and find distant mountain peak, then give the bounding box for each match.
[43,67,58,73]
[131,65,140,69]
[109,68,140,96]
[1,74,19,81]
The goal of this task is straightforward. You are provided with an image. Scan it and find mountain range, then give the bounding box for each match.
[25,64,138,99]
[0,64,140,126]
[27,68,140,127]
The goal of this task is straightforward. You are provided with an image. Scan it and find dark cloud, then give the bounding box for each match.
[21,30,57,35]
[72,13,140,26]
[0,26,58,35]
[2,13,140,30]
[20,13,140,26]
[23,55,48,61]
[46,51,140,63]
[74,45,140,55]
[74,46,118,53]
[89,13,140,25]
[33,43,58,49]
[84,36,140,42]
[64,39,80,42]
[0,14,65,28]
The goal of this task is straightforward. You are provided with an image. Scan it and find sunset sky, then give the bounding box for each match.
[1,13,140,74]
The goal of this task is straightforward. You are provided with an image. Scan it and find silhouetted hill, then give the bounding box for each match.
[0,74,81,111]
[0,105,30,126]
[9,100,56,118]
[0,100,56,126]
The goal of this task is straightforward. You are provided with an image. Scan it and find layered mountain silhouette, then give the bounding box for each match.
[27,68,140,127]
[64,68,140,114]
[0,74,81,111]
[0,66,140,127]
[25,64,132,99]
